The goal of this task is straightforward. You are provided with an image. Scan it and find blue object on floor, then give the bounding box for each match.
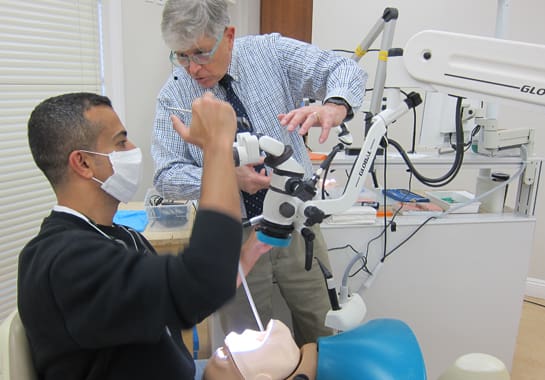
[317,318,427,380]
[113,210,148,232]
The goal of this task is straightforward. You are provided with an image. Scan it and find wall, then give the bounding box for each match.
[102,0,545,286]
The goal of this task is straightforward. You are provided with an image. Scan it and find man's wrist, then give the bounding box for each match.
[203,140,233,160]
[324,97,354,121]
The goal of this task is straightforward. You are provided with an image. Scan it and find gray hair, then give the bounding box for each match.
[162,0,231,51]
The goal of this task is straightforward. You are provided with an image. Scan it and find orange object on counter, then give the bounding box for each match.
[376,207,394,217]
[308,152,328,161]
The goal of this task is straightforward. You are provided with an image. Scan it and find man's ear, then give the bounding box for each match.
[68,150,94,179]
[225,26,236,49]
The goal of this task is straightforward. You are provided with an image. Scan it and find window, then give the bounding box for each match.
[0,0,102,321]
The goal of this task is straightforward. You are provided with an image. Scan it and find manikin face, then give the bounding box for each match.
[203,319,304,380]
[173,27,235,89]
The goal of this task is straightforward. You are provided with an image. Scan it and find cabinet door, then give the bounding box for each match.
[260,0,313,43]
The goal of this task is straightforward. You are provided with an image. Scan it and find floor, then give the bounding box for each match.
[511,296,545,380]
[183,296,545,379]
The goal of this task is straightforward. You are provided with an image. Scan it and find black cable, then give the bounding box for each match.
[328,244,371,276]
[361,110,380,189]
[379,170,432,263]
[362,88,419,187]
[382,137,388,261]
[383,215,437,260]
[341,150,362,195]
[464,125,482,152]
[362,87,419,156]
[332,49,355,54]
[386,96,466,187]
[348,262,370,278]
[320,144,344,199]
[449,124,481,150]
[332,48,380,54]
[328,244,360,253]
[397,88,418,153]
[407,170,414,192]
[364,201,404,268]
[321,173,331,199]
[334,199,406,283]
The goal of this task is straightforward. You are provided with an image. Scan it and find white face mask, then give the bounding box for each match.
[81,148,143,203]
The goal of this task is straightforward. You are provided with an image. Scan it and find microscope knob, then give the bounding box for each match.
[304,206,326,225]
[279,202,296,218]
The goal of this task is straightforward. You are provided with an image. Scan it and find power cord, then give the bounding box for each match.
[328,244,372,277]
[387,96,466,188]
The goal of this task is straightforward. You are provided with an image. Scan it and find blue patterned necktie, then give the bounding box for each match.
[219,74,267,218]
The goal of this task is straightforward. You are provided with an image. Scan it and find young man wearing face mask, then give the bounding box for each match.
[17,92,271,380]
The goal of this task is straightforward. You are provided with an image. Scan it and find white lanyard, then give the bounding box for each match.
[52,205,137,249]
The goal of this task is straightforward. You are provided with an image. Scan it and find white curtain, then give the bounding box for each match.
[0,0,102,321]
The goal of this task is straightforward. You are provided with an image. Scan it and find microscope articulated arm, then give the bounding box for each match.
[300,93,422,221]
[232,93,422,251]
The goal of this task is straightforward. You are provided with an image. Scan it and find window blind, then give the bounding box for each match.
[0,0,102,321]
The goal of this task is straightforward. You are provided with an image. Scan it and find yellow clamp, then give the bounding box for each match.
[354,46,367,58]
[378,50,388,62]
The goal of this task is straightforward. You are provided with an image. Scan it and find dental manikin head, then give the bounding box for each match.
[204,319,317,380]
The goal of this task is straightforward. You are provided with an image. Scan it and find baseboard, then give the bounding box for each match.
[526,277,545,300]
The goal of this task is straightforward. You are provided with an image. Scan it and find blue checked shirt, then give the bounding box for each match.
[152,33,367,204]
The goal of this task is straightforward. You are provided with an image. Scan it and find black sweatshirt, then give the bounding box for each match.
[17,209,242,380]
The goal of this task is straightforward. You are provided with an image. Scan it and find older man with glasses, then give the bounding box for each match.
[152,0,367,347]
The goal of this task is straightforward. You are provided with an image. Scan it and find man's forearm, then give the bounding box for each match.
[199,143,240,221]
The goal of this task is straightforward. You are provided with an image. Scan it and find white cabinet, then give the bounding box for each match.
[316,152,542,379]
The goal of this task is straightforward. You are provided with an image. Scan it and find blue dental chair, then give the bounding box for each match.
[316,318,427,380]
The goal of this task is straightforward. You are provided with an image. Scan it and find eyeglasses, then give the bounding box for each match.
[170,35,222,68]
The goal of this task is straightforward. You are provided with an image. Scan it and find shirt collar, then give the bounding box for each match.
[53,205,91,223]
[226,47,241,82]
